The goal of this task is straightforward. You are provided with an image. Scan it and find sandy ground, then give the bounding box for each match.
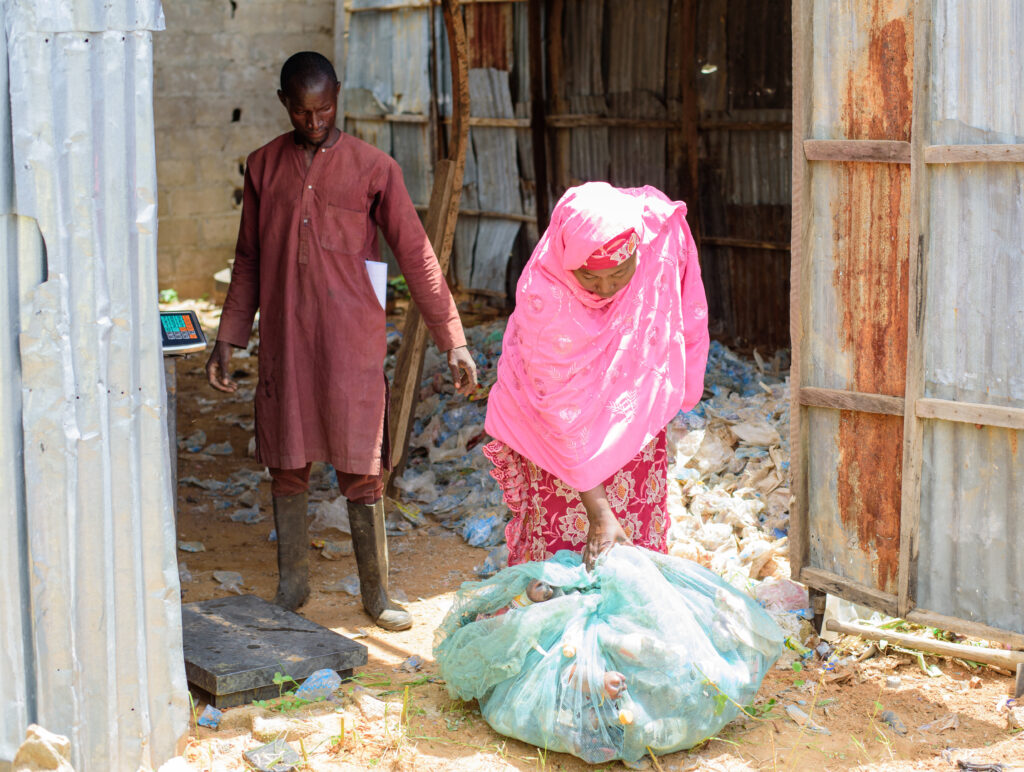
[169,316,1024,772]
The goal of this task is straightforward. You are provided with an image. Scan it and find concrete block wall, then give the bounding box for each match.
[154,0,336,299]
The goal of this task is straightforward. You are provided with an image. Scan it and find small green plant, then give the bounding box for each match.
[159,288,179,304]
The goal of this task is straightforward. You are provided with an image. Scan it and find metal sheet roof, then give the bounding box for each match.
[0,0,187,767]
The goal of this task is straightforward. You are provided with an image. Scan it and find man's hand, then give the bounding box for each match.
[579,485,633,570]
[446,345,478,397]
[205,339,239,393]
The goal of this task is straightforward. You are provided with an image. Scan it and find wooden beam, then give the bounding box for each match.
[413,204,537,222]
[799,387,905,416]
[788,0,812,577]
[906,608,1024,650]
[924,143,1024,164]
[804,139,911,164]
[915,397,1024,431]
[546,114,684,129]
[701,236,790,251]
[825,619,1024,668]
[799,567,899,618]
[346,0,523,12]
[547,0,569,198]
[386,0,470,492]
[345,113,430,123]
[698,119,792,131]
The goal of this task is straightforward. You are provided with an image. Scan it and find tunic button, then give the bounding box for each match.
[307,185,312,189]
[303,219,308,224]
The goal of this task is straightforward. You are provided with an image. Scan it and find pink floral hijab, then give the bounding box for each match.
[485,182,710,491]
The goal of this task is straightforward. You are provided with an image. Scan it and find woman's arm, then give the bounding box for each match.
[579,485,632,569]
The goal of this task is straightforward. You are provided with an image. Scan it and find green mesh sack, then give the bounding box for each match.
[434,546,783,764]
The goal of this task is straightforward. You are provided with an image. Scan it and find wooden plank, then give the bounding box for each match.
[924,143,1024,164]
[804,139,911,164]
[825,619,1024,667]
[546,114,685,129]
[788,0,812,576]
[799,567,900,618]
[414,204,535,222]
[799,387,905,416]
[701,236,790,251]
[915,397,1024,431]
[698,119,792,131]
[345,113,430,123]
[898,0,931,618]
[906,609,1024,650]
[547,0,570,197]
[386,0,470,489]
[347,0,523,12]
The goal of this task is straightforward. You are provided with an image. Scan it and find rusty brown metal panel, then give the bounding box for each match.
[466,2,511,71]
[802,0,914,596]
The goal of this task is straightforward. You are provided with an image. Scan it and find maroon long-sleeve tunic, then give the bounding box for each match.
[216,131,466,475]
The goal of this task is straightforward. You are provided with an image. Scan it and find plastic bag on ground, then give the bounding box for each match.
[434,546,783,764]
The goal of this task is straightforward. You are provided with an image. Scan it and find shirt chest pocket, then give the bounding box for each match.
[319,204,367,254]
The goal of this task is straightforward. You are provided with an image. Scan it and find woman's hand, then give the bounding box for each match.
[579,485,632,570]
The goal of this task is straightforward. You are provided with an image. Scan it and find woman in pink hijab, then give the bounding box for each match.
[484,182,709,568]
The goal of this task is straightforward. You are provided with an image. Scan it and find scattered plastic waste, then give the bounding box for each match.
[785,704,830,734]
[399,655,423,673]
[920,713,960,733]
[213,570,244,594]
[178,430,207,453]
[324,574,360,595]
[229,508,264,524]
[310,496,350,534]
[178,563,193,584]
[177,541,205,553]
[196,704,222,729]
[203,441,233,456]
[435,546,783,764]
[880,709,907,735]
[294,668,342,701]
[268,529,277,542]
[391,588,409,603]
[475,544,510,578]
[320,540,353,560]
[754,579,809,614]
[243,738,301,772]
[461,511,504,547]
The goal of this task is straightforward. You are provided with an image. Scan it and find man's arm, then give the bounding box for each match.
[206,162,261,393]
[375,159,477,394]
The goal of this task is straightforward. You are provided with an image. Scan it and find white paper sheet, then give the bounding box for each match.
[365,260,388,310]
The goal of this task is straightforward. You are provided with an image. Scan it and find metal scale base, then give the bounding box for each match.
[182,594,368,708]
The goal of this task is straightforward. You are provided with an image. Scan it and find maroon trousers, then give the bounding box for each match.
[269,464,383,504]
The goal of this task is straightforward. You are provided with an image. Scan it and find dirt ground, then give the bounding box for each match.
[169,309,1024,772]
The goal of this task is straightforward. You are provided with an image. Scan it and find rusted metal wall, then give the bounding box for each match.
[799,0,913,597]
[913,0,1024,634]
[793,0,1024,641]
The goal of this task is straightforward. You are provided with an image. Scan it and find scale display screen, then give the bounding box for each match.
[161,310,207,355]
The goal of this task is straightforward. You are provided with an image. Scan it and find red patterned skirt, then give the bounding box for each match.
[483,430,669,566]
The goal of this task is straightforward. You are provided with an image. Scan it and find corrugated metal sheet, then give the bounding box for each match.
[801,0,912,595]
[914,0,1024,634]
[0,0,188,767]
[453,67,523,293]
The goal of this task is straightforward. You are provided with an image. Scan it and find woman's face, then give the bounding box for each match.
[571,251,638,298]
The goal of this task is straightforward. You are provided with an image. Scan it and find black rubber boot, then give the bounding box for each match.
[271,492,310,611]
[348,499,412,631]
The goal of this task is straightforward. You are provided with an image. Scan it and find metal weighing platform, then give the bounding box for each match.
[182,595,368,707]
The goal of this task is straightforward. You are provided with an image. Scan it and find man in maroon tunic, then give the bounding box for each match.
[206,52,477,631]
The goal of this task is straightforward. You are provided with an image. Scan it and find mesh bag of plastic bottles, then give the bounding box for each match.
[434,545,783,764]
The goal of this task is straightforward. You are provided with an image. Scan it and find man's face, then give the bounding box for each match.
[278,77,340,147]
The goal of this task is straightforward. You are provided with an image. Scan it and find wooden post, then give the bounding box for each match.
[386,0,471,494]
[678,0,701,247]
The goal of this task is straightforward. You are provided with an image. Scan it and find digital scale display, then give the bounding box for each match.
[161,310,208,355]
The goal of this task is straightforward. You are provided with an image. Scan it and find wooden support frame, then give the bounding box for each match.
[924,143,1024,164]
[803,139,911,163]
[385,0,470,493]
[799,387,905,417]
[915,398,1024,431]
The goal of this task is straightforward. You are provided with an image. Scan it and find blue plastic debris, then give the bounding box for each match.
[178,430,207,453]
[203,441,234,456]
[196,704,222,729]
[229,508,264,524]
[178,541,205,553]
[294,668,342,701]
[461,512,503,548]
